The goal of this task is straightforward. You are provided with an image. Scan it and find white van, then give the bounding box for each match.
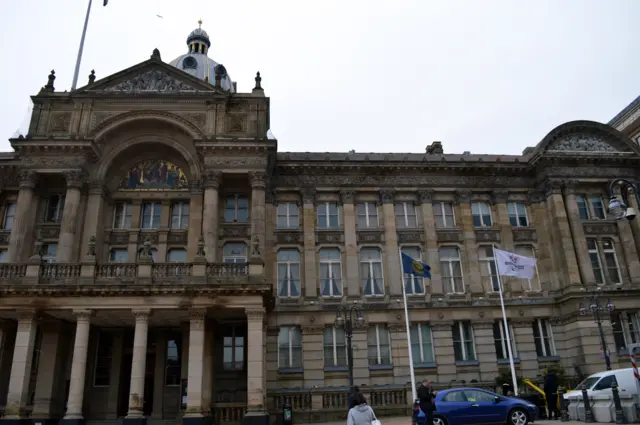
[563,368,640,400]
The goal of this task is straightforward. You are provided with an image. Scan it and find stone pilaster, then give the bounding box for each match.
[418,190,442,295]
[57,171,84,262]
[61,310,92,423]
[389,325,410,385]
[249,172,267,259]
[381,189,401,296]
[302,188,318,298]
[126,309,151,421]
[244,307,268,425]
[493,191,519,292]
[187,185,204,261]
[202,171,221,262]
[341,191,360,297]
[562,182,596,286]
[473,320,499,381]
[351,328,370,384]
[616,219,640,284]
[81,183,109,260]
[184,309,206,419]
[8,171,38,262]
[431,322,456,383]
[511,320,538,379]
[455,190,482,294]
[32,321,67,419]
[527,190,557,291]
[301,326,323,388]
[202,323,214,416]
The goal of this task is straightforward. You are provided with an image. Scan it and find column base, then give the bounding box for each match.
[122,418,147,425]
[182,416,212,425]
[58,419,84,425]
[242,412,269,425]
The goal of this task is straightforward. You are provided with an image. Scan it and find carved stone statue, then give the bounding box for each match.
[87,236,96,257]
[88,70,96,85]
[33,236,44,257]
[251,235,261,257]
[138,240,154,261]
[196,236,206,258]
[104,69,196,93]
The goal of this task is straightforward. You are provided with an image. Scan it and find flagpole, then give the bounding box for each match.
[493,245,519,396]
[398,248,418,403]
[71,0,94,90]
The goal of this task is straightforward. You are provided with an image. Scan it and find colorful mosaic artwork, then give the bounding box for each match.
[120,160,188,190]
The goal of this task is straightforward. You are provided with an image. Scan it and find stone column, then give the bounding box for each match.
[81,183,109,260]
[455,190,483,294]
[418,190,442,295]
[202,324,214,416]
[2,310,37,419]
[57,171,84,262]
[126,310,151,421]
[187,185,204,260]
[249,172,267,258]
[60,310,91,423]
[527,190,557,290]
[431,322,456,383]
[616,219,640,284]
[32,321,67,420]
[184,309,206,420]
[301,188,318,298]
[473,321,499,381]
[8,171,38,262]
[381,189,401,296]
[341,191,360,298]
[562,182,596,286]
[245,307,267,424]
[202,171,221,262]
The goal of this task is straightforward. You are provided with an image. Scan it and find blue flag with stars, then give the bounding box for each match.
[401,252,431,278]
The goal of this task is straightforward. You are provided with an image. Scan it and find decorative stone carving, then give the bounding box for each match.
[188,309,207,320]
[249,171,267,189]
[547,134,626,153]
[561,179,580,195]
[167,231,188,244]
[301,188,316,204]
[65,171,84,189]
[109,231,129,245]
[73,309,93,320]
[526,189,546,205]
[102,69,199,92]
[20,156,88,168]
[474,229,501,242]
[275,231,303,244]
[356,230,384,244]
[340,190,355,205]
[417,190,433,205]
[180,113,206,129]
[455,190,472,205]
[18,170,38,189]
[90,112,119,130]
[251,235,261,257]
[138,241,154,261]
[33,236,44,257]
[87,236,96,257]
[397,230,423,243]
[226,114,247,133]
[541,180,563,197]
[196,236,206,258]
[219,223,250,238]
[228,100,251,112]
[139,233,159,245]
[492,190,509,204]
[301,326,325,335]
[436,229,463,243]
[246,307,265,321]
[583,222,617,235]
[380,189,395,204]
[512,228,538,242]
[204,157,267,168]
[203,170,222,189]
[37,224,60,239]
[121,160,188,190]
[47,112,72,133]
[316,231,344,244]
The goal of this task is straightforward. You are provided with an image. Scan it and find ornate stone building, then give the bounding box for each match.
[0,23,639,425]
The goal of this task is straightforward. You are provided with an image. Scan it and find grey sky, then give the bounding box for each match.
[1,0,639,155]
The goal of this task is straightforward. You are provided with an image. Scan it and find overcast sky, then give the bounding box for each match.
[1,0,639,155]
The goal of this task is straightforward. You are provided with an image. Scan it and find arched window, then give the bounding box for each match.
[223,243,247,263]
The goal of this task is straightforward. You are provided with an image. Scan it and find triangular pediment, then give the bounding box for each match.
[74,58,219,94]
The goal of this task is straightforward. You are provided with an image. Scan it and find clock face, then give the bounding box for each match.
[182,56,197,69]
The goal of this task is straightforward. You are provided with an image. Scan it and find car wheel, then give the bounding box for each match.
[508,408,529,425]
[433,416,447,425]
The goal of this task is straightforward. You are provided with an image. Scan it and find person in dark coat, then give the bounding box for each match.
[543,369,559,420]
[348,386,361,410]
[417,380,436,425]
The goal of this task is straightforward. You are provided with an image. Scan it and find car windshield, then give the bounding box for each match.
[575,376,600,391]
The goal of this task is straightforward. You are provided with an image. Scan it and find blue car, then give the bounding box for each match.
[431,388,538,425]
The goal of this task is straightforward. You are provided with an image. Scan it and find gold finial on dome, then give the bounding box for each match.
[198,18,203,29]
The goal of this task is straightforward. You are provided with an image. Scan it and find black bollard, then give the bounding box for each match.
[558,387,570,422]
[611,381,627,424]
[582,383,594,423]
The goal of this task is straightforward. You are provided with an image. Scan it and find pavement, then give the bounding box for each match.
[319,417,586,425]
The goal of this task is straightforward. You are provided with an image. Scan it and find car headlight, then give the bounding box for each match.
[526,404,536,409]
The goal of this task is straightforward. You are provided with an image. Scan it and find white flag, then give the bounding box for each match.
[494,248,537,279]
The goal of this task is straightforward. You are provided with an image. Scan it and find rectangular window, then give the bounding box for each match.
[2,203,16,230]
[224,195,249,223]
[141,202,162,229]
[278,327,302,369]
[471,202,492,227]
[395,202,417,228]
[223,326,245,371]
[479,246,500,292]
[602,238,621,284]
[576,195,607,220]
[109,249,128,262]
[401,246,425,294]
[93,330,113,386]
[434,202,455,228]
[452,321,476,361]
[0,250,7,263]
[367,324,392,365]
[493,320,517,360]
[277,249,301,298]
[323,327,347,368]
[507,202,529,227]
[356,202,379,228]
[587,238,604,284]
[514,245,540,291]
[45,195,64,223]
[167,249,187,263]
[589,196,606,219]
[223,243,247,263]
[317,202,340,229]
[612,312,640,352]
[170,201,190,229]
[410,323,434,364]
[533,318,556,357]
[113,202,132,229]
[276,202,300,229]
[319,248,342,297]
[439,247,464,294]
[42,244,57,263]
[359,248,384,296]
[165,334,181,386]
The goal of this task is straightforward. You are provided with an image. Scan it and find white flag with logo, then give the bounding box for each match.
[494,248,537,279]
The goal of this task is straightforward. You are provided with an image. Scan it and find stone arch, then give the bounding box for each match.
[89,110,205,140]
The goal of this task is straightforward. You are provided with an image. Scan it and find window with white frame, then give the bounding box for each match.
[612,311,640,352]
[507,202,529,227]
[319,248,342,297]
[44,194,64,223]
[367,324,392,365]
[223,325,245,371]
[479,246,500,292]
[278,327,302,369]
[356,202,379,228]
[93,330,113,386]
[395,202,417,228]
[113,202,132,229]
[471,202,492,227]
[575,195,606,220]
[493,320,517,360]
[410,323,435,364]
[602,238,621,284]
[587,238,605,284]
[401,246,425,294]
[532,318,556,357]
[141,202,162,229]
[170,202,190,229]
[323,327,347,367]
[514,245,540,291]
[167,249,187,263]
[277,249,301,298]
[2,203,15,230]
[359,248,384,296]
[434,202,455,228]
[276,202,300,229]
[452,321,476,361]
[224,195,249,223]
[42,244,57,263]
[317,202,339,229]
[109,249,128,262]
[223,243,247,263]
[439,247,464,294]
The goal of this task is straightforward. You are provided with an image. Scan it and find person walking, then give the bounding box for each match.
[543,369,559,420]
[347,392,379,425]
[417,379,437,425]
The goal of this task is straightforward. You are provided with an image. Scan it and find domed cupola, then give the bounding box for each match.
[169,20,235,92]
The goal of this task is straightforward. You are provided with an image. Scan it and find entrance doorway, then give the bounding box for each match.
[117,331,156,417]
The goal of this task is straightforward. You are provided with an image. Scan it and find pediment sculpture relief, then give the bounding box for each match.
[547,134,630,153]
[120,159,188,190]
[102,69,199,92]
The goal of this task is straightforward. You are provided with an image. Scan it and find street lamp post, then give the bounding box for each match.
[334,302,365,389]
[579,288,615,371]
[607,179,640,221]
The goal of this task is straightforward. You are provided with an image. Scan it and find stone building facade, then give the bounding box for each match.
[0,24,639,425]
